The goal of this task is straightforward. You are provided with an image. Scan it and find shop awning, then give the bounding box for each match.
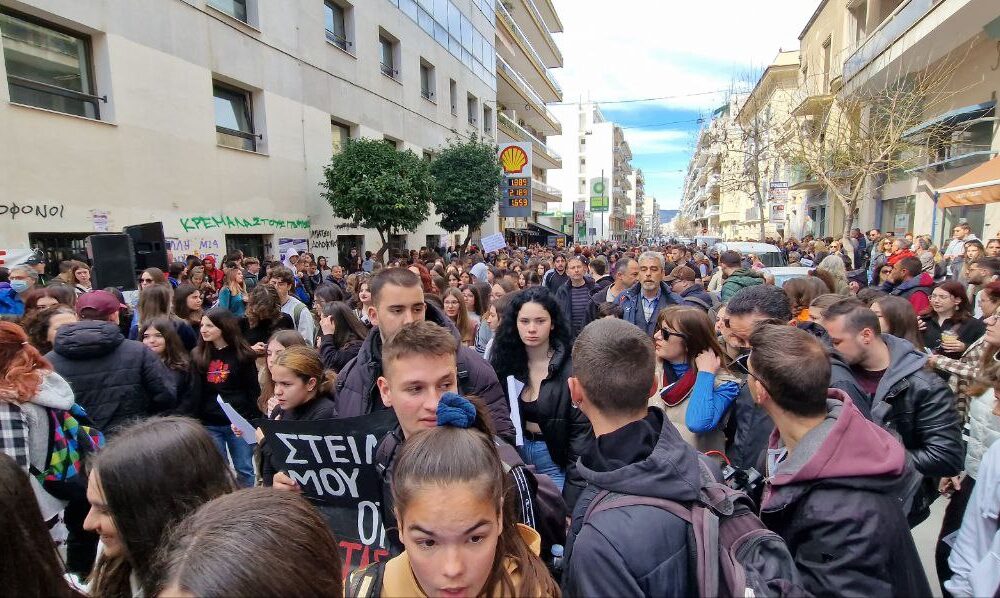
[902,101,995,140]
[937,156,1000,208]
[528,221,564,236]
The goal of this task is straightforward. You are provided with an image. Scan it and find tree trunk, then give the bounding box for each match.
[375,229,389,262]
[459,231,472,256]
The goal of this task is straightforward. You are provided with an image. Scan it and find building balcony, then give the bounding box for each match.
[498,112,562,169]
[704,205,721,219]
[532,0,564,33]
[844,0,936,83]
[496,56,561,135]
[496,1,562,102]
[531,178,562,202]
[791,93,834,118]
[509,0,563,68]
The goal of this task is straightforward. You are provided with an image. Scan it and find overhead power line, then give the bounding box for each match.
[551,88,745,106]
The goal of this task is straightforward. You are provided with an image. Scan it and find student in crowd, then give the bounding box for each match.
[749,324,931,596]
[22,305,78,354]
[138,316,192,413]
[267,266,315,347]
[825,298,964,524]
[172,283,204,336]
[256,329,308,417]
[21,285,77,319]
[311,283,345,323]
[317,301,368,373]
[351,394,559,598]
[969,258,1000,317]
[871,295,925,351]
[259,347,337,485]
[543,253,569,293]
[148,488,342,597]
[806,293,843,327]
[240,284,295,361]
[443,287,478,348]
[190,307,261,487]
[886,255,934,317]
[84,417,236,597]
[71,262,92,296]
[216,267,249,317]
[130,284,198,350]
[334,268,514,442]
[562,318,701,597]
[201,255,224,290]
[924,281,986,360]
[650,306,740,452]
[783,276,828,322]
[0,453,80,598]
[490,286,592,508]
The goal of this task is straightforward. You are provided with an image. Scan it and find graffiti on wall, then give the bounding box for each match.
[0,203,65,219]
[179,214,310,232]
[309,229,336,251]
[166,236,223,261]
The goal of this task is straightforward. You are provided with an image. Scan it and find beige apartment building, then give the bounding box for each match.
[0,0,499,266]
[494,0,564,243]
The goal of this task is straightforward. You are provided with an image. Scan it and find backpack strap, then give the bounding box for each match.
[346,561,386,598]
[292,302,305,328]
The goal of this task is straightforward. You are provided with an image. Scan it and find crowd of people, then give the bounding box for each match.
[2,223,1000,597]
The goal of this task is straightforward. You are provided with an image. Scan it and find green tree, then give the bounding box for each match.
[321,138,432,260]
[430,135,503,253]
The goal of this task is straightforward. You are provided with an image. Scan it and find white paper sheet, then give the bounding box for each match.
[506,376,525,447]
[217,395,258,445]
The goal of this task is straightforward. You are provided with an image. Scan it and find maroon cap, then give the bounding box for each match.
[75,290,121,317]
[665,265,698,283]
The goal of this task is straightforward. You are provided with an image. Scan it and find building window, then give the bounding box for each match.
[208,0,248,23]
[324,1,351,51]
[0,10,102,119]
[848,0,868,46]
[379,33,399,79]
[331,120,350,155]
[449,79,458,115]
[213,82,257,151]
[483,105,494,134]
[420,59,435,101]
[467,93,478,127]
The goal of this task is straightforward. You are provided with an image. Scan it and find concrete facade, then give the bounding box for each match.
[0,0,497,265]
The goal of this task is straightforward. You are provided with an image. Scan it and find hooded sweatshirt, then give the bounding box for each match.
[564,408,698,597]
[720,268,765,302]
[19,372,76,520]
[761,392,931,597]
[888,271,933,316]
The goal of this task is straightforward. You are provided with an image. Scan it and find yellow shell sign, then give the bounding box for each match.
[500,145,529,175]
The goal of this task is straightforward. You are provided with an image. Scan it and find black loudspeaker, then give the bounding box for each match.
[124,222,169,272]
[86,234,138,291]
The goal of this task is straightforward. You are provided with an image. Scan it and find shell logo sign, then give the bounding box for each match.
[500,145,529,175]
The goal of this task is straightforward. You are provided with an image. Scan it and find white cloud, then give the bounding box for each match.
[551,0,818,111]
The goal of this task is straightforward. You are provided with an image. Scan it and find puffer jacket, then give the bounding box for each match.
[720,268,765,302]
[500,342,593,510]
[564,409,697,597]
[761,392,931,597]
[333,302,514,443]
[46,321,175,435]
[965,389,1000,480]
[0,282,23,315]
[829,334,964,478]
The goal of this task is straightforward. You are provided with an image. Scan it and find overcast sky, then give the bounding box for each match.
[550,0,820,209]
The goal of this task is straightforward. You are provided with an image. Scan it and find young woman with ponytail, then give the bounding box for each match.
[258,346,337,485]
[347,392,560,598]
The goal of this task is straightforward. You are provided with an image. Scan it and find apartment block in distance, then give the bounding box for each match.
[0,0,496,266]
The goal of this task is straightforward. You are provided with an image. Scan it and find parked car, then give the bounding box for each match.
[712,242,787,267]
[764,266,813,288]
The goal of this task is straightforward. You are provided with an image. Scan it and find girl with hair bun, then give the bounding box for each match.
[347,393,560,598]
[259,346,337,486]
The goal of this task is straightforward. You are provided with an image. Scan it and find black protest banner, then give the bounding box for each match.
[260,409,398,579]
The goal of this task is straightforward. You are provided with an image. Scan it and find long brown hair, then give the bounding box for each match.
[138,316,190,371]
[392,398,560,598]
[89,417,236,597]
[257,330,308,414]
[873,295,925,351]
[443,287,476,346]
[271,346,335,399]
[322,301,369,349]
[146,488,342,597]
[656,306,731,374]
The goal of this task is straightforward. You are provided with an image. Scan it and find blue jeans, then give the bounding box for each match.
[518,438,565,491]
[205,424,255,487]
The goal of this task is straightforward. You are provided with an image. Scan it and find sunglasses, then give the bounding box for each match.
[658,327,688,341]
[732,350,776,397]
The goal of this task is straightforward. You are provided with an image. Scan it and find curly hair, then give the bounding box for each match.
[0,321,51,402]
[22,305,77,355]
[245,285,282,328]
[489,287,571,382]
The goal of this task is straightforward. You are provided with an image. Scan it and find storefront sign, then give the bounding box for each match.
[769,203,785,224]
[574,201,586,224]
[769,181,789,203]
[894,213,910,236]
[498,143,532,218]
[590,178,609,212]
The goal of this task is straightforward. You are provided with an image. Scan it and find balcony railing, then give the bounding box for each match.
[520,0,563,65]
[498,112,562,165]
[844,0,937,82]
[496,1,562,97]
[380,62,398,79]
[532,178,563,200]
[496,56,560,130]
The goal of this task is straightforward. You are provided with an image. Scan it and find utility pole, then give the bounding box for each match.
[601,168,605,242]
